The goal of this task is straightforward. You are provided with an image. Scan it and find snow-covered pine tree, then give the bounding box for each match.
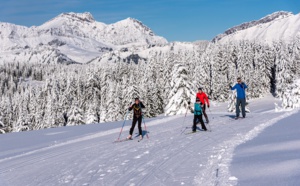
[274,42,294,98]
[85,93,99,124]
[193,46,210,95]
[67,101,85,125]
[252,43,274,96]
[165,58,195,115]
[281,79,300,109]
[210,44,231,101]
[0,107,5,134]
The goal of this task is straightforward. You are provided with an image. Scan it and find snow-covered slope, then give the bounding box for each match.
[0,94,299,185]
[213,11,300,44]
[0,12,167,64]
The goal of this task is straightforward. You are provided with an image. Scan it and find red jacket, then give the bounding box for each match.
[196,92,210,106]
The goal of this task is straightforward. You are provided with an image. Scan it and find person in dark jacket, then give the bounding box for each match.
[193,97,207,132]
[127,98,145,140]
[230,77,248,119]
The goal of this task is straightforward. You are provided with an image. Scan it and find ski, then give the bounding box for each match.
[113,138,133,143]
[185,128,211,134]
[230,116,253,121]
[185,130,201,135]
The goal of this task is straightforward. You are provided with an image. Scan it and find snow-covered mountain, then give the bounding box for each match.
[213,11,300,44]
[0,12,167,64]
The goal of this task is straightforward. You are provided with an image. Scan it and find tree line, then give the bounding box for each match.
[0,40,299,133]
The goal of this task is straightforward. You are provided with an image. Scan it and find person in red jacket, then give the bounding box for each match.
[196,88,210,123]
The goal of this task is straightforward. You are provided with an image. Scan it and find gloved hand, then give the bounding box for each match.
[229,85,232,89]
[208,105,210,108]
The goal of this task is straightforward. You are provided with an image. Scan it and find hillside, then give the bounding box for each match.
[0,95,299,185]
[213,11,300,44]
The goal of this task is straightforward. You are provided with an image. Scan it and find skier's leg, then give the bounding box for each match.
[129,117,137,135]
[199,115,207,131]
[192,115,197,131]
[203,104,209,122]
[236,98,241,117]
[137,117,143,136]
[241,98,246,117]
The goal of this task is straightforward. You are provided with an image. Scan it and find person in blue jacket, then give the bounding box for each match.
[230,77,248,119]
[193,97,207,132]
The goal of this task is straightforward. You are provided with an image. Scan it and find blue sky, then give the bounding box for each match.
[0,0,299,41]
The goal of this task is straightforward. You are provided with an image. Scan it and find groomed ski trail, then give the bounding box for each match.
[0,94,297,186]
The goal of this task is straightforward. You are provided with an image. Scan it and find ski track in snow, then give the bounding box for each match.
[0,95,298,186]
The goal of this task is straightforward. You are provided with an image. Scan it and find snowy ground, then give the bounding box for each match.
[230,109,300,186]
[0,94,299,186]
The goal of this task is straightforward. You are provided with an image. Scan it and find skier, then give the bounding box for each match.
[192,97,207,132]
[230,77,248,119]
[127,98,145,140]
[196,87,210,123]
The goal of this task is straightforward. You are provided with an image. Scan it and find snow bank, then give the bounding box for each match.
[194,109,299,185]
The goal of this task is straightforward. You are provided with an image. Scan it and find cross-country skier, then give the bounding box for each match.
[127,98,145,140]
[230,77,248,119]
[193,97,207,132]
[196,88,210,123]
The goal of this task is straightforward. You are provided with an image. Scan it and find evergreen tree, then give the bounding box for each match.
[165,61,195,115]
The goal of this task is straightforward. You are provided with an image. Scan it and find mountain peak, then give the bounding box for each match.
[123,17,150,28]
[213,11,294,42]
[57,12,95,23]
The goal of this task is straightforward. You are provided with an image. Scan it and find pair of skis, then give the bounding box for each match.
[180,101,212,134]
[114,101,149,143]
[114,136,143,143]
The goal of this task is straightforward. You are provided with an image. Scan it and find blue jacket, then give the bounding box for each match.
[194,103,203,116]
[231,83,248,99]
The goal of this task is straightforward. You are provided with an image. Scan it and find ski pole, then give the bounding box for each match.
[207,108,213,132]
[142,116,149,139]
[117,109,130,141]
[180,101,190,134]
[139,102,149,139]
[208,107,214,120]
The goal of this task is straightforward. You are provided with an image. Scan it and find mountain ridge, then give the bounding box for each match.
[213,11,300,43]
[0,12,167,64]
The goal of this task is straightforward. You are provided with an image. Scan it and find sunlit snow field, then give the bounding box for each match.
[0,94,299,186]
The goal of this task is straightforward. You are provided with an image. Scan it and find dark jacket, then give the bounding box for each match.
[129,102,145,118]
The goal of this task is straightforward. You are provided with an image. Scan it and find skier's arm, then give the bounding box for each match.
[190,103,194,113]
[230,84,237,90]
[128,104,134,111]
[242,82,248,89]
[139,102,146,108]
[205,94,210,107]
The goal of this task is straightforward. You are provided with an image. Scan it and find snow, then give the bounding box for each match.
[0,94,299,185]
[0,12,167,64]
[216,12,300,44]
[230,109,300,186]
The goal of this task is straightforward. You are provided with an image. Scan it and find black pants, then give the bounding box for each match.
[236,98,246,117]
[193,115,207,131]
[202,104,209,122]
[129,116,142,136]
